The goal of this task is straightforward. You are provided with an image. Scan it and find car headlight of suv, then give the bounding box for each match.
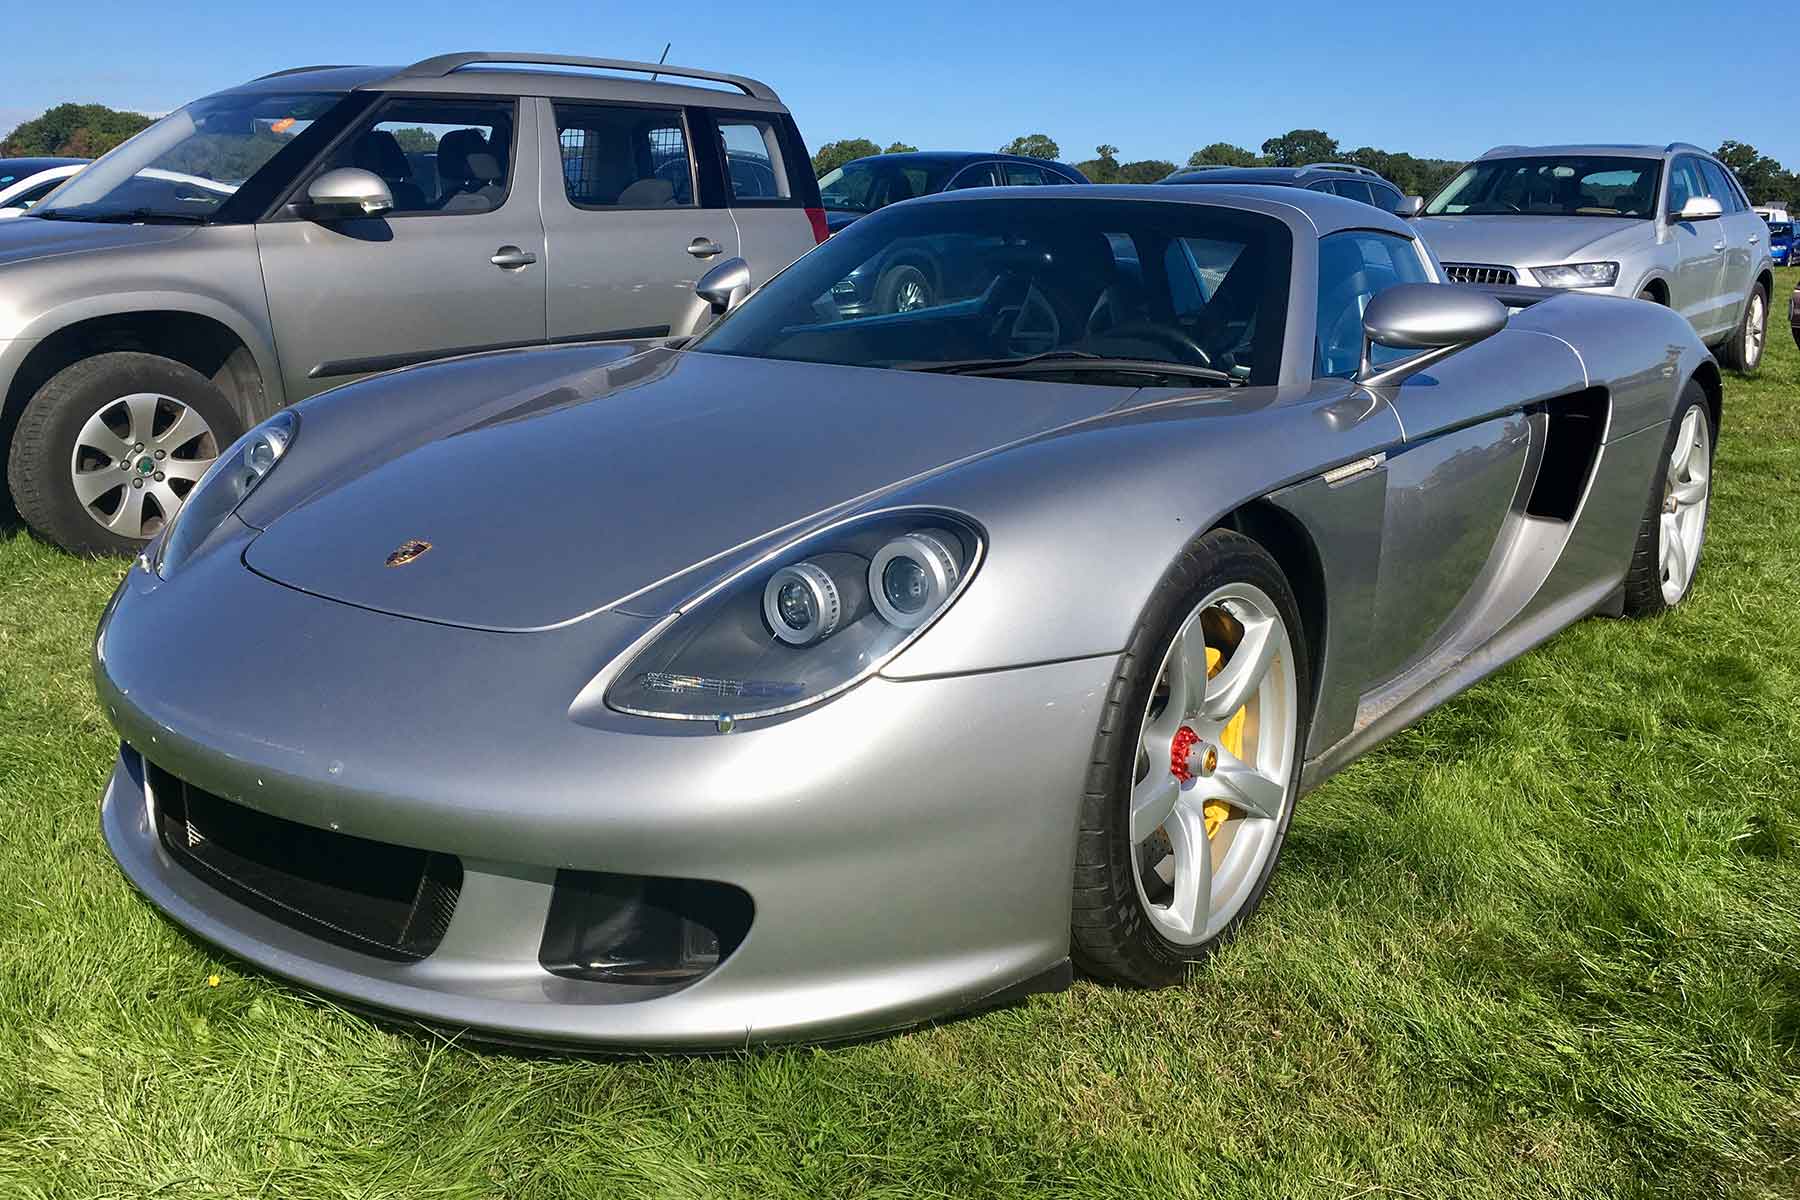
[1529,261,1619,289]
[153,410,296,577]
[606,510,982,722]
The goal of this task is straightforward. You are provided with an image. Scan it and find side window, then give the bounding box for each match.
[1314,230,1432,378]
[1697,159,1742,213]
[317,98,516,215]
[947,163,998,190]
[1307,181,1336,194]
[1667,157,1707,217]
[1331,178,1376,206]
[12,177,67,209]
[1002,163,1047,186]
[1370,183,1404,213]
[554,103,692,208]
[716,116,792,201]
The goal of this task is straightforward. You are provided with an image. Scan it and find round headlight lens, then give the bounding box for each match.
[869,530,960,629]
[763,561,842,646]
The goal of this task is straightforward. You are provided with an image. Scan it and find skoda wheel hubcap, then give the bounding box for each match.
[1128,583,1298,947]
[70,393,219,540]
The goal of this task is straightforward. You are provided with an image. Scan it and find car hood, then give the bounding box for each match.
[244,348,1136,631]
[1415,214,1644,269]
[0,215,194,269]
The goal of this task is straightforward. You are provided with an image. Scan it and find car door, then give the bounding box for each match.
[701,109,819,303]
[1663,155,1729,337]
[255,95,547,402]
[1698,157,1760,325]
[537,98,739,342]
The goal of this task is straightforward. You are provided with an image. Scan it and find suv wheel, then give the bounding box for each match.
[6,352,243,556]
[1718,282,1767,376]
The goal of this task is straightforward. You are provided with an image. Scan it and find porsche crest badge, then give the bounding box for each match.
[385,539,433,567]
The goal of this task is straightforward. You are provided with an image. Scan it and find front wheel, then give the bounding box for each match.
[1717,283,1767,376]
[6,352,241,556]
[875,264,932,314]
[1620,381,1714,617]
[1072,530,1312,987]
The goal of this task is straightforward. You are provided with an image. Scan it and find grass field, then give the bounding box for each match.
[2,270,1798,1199]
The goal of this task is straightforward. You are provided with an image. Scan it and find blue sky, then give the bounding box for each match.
[8,0,1796,171]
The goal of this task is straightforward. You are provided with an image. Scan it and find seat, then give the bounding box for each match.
[437,129,506,212]
[616,177,676,207]
[351,130,426,211]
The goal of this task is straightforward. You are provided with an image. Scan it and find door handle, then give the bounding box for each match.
[1748,234,1760,245]
[687,237,723,259]
[490,246,537,269]
[1712,241,1726,252]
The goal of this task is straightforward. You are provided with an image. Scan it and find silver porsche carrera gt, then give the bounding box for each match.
[95,185,1720,1048]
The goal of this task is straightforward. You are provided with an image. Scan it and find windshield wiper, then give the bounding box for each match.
[910,350,1239,386]
[33,208,206,225]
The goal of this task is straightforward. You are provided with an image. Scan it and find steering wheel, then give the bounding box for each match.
[1085,321,1212,366]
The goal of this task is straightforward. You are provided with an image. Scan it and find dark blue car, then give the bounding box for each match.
[1766,219,1792,266]
[817,151,1088,234]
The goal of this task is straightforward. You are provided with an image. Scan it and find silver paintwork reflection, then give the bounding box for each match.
[95,187,1721,1047]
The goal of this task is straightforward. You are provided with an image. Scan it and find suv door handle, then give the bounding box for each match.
[687,237,723,259]
[490,246,537,269]
[1712,240,1726,252]
[1748,233,1760,245]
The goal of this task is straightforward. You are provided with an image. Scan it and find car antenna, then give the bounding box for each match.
[649,42,670,82]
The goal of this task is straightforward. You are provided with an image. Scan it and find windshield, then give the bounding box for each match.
[817,158,956,213]
[1427,156,1662,218]
[32,91,343,223]
[693,197,1292,386]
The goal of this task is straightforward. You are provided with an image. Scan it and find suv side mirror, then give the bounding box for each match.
[696,257,752,315]
[1358,283,1508,384]
[299,168,394,220]
[1674,196,1723,223]
[1396,195,1424,219]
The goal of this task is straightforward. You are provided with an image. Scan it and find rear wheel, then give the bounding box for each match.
[1621,381,1714,617]
[1717,283,1767,376]
[876,264,932,314]
[1072,530,1311,987]
[6,352,240,556]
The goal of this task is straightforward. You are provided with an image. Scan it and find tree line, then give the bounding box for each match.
[6,103,1798,210]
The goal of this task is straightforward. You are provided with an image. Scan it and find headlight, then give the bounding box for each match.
[154,410,296,576]
[1529,261,1619,288]
[607,510,981,722]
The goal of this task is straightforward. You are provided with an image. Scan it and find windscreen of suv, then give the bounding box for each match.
[817,158,956,214]
[1426,156,1662,218]
[31,92,344,224]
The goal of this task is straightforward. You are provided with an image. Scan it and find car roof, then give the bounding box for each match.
[1476,143,1704,160]
[223,52,788,114]
[841,150,1084,172]
[913,182,1417,239]
[0,157,88,172]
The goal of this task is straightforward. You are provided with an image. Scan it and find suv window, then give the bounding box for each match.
[1369,182,1403,213]
[946,163,998,190]
[716,116,792,201]
[1330,178,1375,206]
[554,103,692,208]
[1696,158,1743,213]
[1315,230,1431,378]
[1667,156,1708,217]
[321,98,515,215]
[1002,163,1048,186]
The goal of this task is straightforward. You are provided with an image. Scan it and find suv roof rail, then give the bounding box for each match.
[392,52,778,101]
[1665,141,1708,156]
[256,64,360,79]
[1302,161,1381,178]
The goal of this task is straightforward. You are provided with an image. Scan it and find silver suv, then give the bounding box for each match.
[1416,143,1773,377]
[0,52,824,554]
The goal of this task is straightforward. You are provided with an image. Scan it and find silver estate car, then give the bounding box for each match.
[0,52,824,555]
[1417,143,1774,377]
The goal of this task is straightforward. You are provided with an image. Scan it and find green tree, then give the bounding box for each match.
[1260,128,1338,167]
[999,133,1060,160]
[1343,146,1462,199]
[1076,144,1121,183]
[1117,159,1177,184]
[1186,142,1260,168]
[1,103,153,157]
[882,142,917,154]
[812,137,881,177]
[1714,140,1795,206]
[390,127,440,154]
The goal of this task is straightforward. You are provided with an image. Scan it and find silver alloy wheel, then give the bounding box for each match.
[1128,582,1298,947]
[1658,405,1711,606]
[1743,290,1766,370]
[70,392,219,540]
[895,278,930,312]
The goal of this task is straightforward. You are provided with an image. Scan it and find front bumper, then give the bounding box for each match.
[96,545,1109,1047]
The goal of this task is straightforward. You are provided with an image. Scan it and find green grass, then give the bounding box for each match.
[3,271,1799,1199]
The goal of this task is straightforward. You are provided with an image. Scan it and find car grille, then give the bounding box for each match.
[1443,263,1519,286]
[146,757,462,962]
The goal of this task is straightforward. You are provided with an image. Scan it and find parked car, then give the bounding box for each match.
[0,52,824,555]
[1764,218,1792,266]
[95,184,1720,1048]
[1751,203,1790,224]
[0,158,87,217]
[1791,278,1800,352]
[1417,143,1774,376]
[816,151,1088,233]
[1159,162,1420,216]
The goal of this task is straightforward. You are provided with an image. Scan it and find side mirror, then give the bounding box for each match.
[1395,195,1425,219]
[696,256,752,315]
[1358,283,1508,384]
[1675,196,1723,223]
[299,168,393,220]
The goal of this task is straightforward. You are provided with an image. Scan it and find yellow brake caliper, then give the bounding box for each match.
[1203,646,1247,840]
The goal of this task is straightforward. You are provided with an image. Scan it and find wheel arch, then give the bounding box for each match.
[1213,498,1328,719]
[1690,357,1722,432]
[1637,274,1670,305]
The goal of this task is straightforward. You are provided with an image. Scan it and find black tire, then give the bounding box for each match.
[1717,282,1767,377]
[1620,380,1715,618]
[1071,529,1313,987]
[6,352,242,556]
[875,264,932,314]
